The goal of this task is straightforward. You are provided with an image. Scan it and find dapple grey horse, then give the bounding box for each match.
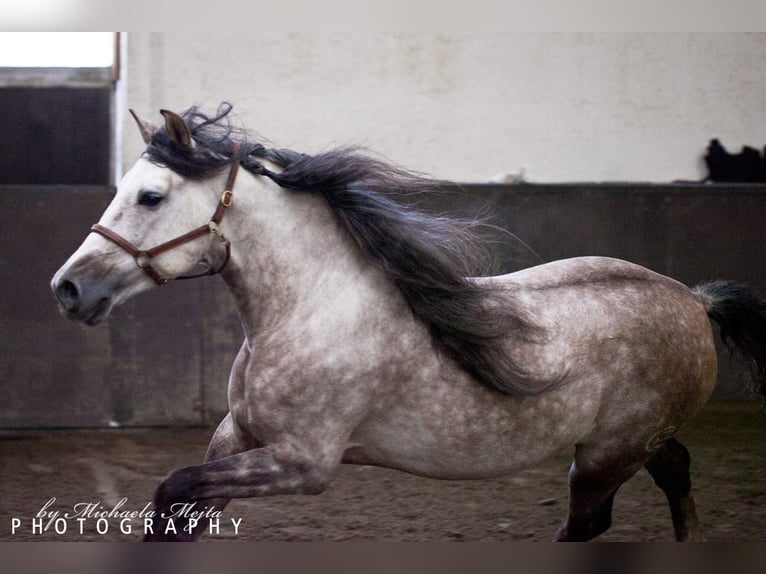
[52,104,766,541]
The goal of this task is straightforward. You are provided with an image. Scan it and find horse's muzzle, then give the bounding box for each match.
[51,272,114,326]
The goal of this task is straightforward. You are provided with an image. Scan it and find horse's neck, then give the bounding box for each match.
[220,174,391,340]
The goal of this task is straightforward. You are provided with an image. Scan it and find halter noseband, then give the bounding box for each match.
[91,144,241,286]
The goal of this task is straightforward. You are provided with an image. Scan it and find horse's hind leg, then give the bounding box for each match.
[555,446,643,542]
[644,437,702,541]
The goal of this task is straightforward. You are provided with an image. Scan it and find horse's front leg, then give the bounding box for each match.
[144,442,334,541]
[145,412,257,542]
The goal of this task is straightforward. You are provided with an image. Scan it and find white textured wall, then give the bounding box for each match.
[122,33,766,183]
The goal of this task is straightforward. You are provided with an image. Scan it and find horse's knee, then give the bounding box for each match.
[300,473,329,495]
[289,459,332,495]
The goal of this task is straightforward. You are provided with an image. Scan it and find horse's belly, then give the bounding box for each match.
[343,381,599,479]
[344,421,575,479]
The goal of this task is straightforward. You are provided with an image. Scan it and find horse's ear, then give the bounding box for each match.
[160,109,193,148]
[128,109,157,145]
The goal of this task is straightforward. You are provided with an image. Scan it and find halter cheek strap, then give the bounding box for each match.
[91,144,240,286]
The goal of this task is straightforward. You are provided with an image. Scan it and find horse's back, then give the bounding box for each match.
[492,256,687,295]
[491,256,704,330]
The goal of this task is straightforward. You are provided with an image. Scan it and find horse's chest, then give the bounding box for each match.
[229,350,369,444]
[229,371,311,439]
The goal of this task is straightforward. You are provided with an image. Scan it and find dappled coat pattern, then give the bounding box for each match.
[52,103,766,542]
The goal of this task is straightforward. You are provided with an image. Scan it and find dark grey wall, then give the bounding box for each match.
[436,183,766,288]
[2,183,764,428]
[0,87,112,185]
[0,186,239,428]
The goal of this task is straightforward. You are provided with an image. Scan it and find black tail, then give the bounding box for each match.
[692,280,766,397]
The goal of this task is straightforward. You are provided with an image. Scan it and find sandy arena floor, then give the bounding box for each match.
[1,401,764,542]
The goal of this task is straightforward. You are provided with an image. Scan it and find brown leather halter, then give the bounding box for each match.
[91,144,241,286]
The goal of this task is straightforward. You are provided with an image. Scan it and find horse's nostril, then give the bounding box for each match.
[56,279,80,309]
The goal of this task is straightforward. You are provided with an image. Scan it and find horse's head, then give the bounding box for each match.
[51,108,238,325]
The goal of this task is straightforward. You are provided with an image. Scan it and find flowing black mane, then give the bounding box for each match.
[144,103,549,395]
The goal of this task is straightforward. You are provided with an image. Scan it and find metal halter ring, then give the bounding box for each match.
[207,220,228,243]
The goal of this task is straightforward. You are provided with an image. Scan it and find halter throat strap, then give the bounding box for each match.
[91,144,241,286]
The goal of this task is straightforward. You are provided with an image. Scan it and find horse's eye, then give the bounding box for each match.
[138,190,164,208]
